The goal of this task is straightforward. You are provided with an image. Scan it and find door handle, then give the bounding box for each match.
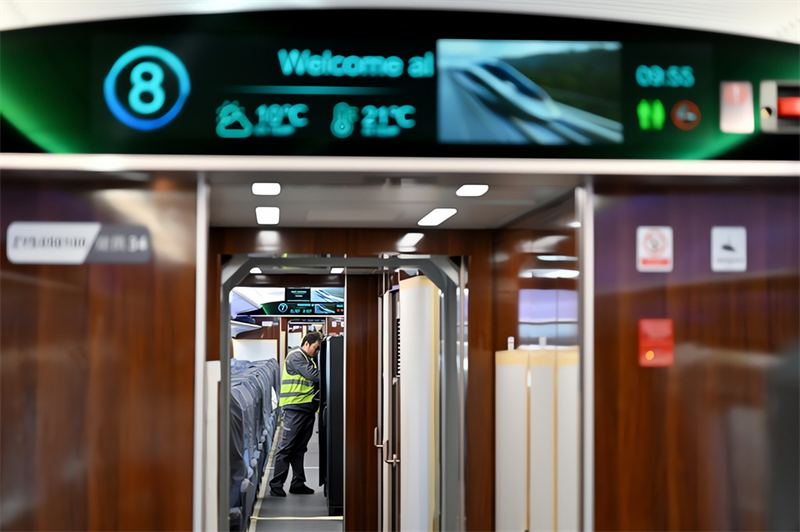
[383,439,399,466]
[374,427,383,449]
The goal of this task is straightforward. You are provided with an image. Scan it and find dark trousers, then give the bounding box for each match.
[270,408,316,489]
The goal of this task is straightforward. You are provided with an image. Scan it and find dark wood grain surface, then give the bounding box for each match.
[10,177,793,532]
[1,175,197,531]
[593,183,799,531]
[343,275,381,531]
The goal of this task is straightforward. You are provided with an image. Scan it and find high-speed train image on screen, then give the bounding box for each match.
[1,2,798,532]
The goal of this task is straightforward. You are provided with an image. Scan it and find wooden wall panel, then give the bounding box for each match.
[1,175,197,532]
[344,275,381,531]
[208,228,496,531]
[493,228,578,347]
[593,183,799,531]
[459,232,496,532]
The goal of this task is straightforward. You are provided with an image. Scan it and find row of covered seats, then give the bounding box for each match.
[229,358,281,532]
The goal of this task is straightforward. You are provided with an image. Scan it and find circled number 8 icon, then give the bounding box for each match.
[104,45,191,131]
[129,62,165,115]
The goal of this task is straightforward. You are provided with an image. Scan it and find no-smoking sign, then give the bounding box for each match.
[637,226,673,272]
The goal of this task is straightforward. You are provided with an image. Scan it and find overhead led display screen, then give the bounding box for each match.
[89,35,437,152]
[1,9,798,160]
[261,287,344,316]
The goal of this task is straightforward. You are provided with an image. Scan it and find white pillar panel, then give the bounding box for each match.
[495,348,581,532]
[530,363,555,532]
[495,351,529,532]
[557,361,580,532]
[399,276,440,532]
[203,361,220,532]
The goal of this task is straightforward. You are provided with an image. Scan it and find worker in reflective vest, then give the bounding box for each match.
[269,332,322,497]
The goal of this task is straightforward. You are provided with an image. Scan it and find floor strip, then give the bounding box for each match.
[248,421,284,532]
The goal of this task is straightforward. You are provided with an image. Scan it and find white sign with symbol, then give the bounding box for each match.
[711,226,747,272]
[637,226,673,272]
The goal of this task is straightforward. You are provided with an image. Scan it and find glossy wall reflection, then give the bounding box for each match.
[493,196,581,532]
[0,174,198,531]
[593,182,800,531]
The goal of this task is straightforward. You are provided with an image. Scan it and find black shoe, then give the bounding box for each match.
[270,487,286,497]
[289,484,315,495]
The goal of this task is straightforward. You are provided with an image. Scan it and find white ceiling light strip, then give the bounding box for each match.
[255,206,280,225]
[456,184,489,197]
[398,232,425,247]
[251,182,281,195]
[418,208,457,226]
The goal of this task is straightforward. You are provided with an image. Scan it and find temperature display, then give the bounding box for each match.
[331,103,416,138]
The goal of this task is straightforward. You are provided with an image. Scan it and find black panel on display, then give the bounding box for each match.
[1,10,798,159]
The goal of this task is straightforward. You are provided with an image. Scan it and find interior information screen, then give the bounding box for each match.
[99,38,623,147]
[1,9,798,159]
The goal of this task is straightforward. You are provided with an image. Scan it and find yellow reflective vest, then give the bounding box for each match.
[279,348,318,408]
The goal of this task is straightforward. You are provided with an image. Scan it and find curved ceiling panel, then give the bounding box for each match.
[1,0,798,44]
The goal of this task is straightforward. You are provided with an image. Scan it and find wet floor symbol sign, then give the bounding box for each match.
[637,226,673,272]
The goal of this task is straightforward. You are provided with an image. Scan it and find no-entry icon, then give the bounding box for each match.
[637,226,673,272]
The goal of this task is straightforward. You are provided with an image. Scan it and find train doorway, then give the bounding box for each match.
[217,255,467,532]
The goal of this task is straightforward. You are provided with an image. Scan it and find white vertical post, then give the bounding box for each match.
[193,175,209,531]
[557,359,580,531]
[576,183,595,532]
[399,276,440,532]
[495,350,529,531]
[204,361,221,530]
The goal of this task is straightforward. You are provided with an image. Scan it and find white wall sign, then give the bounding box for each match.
[6,222,151,264]
[711,226,747,272]
[637,226,673,272]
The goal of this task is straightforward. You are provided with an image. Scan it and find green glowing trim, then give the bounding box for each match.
[1,107,75,154]
[223,85,400,95]
[0,84,81,153]
[0,42,86,152]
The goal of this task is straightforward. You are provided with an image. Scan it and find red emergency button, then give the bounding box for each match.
[777,97,800,118]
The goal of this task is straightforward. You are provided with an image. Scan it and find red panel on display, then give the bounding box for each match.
[777,96,800,118]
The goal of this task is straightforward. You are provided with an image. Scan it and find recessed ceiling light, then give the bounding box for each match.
[569,221,581,228]
[456,184,489,197]
[256,207,280,225]
[250,267,262,274]
[397,232,424,248]
[418,208,457,226]
[331,267,344,274]
[252,183,281,195]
